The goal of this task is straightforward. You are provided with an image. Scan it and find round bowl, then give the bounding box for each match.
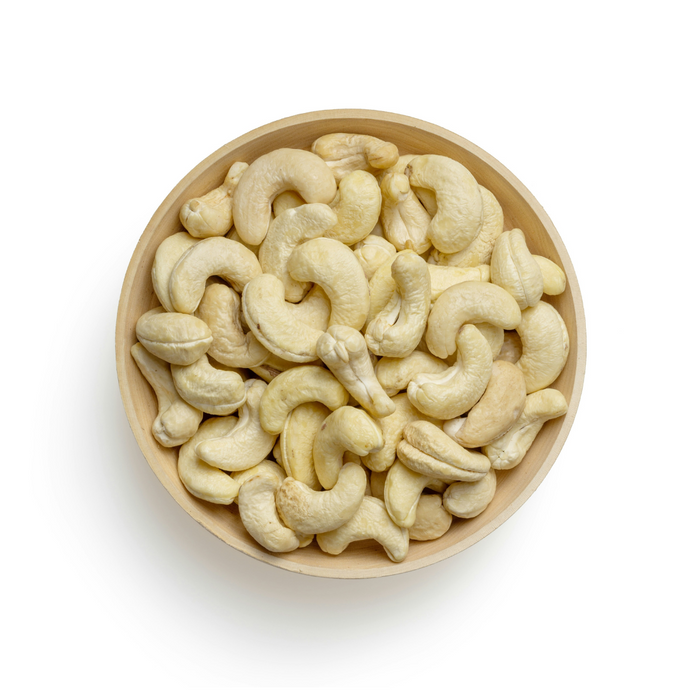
[116,109,586,579]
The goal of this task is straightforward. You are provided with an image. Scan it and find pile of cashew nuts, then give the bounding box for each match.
[131,133,570,562]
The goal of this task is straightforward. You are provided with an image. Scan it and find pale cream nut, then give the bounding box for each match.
[427,264,491,302]
[497,330,522,364]
[533,255,567,295]
[325,170,382,244]
[311,133,399,182]
[151,232,200,312]
[384,460,442,529]
[353,235,397,280]
[272,190,305,216]
[375,350,448,396]
[249,351,301,383]
[490,229,544,310]
[474,322,505,360]
[409,494,453,541]
[379,171,431,254]
[443,469,497,519]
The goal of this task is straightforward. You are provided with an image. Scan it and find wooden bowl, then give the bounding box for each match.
[116,109,586,579]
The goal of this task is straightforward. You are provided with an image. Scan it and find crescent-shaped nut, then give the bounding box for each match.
[375,350,449,396]
[179,161,249,238]
[405,155,483,254]
[425,281,522,359]
[171,354,247,416]
[169,237,262,314]
[232,148,337,245]
[313,407,384,490]
[443,360,527,448]
[353,235,397,280]
[276,462,367,534]
[196,283,269,368]
[195,379,277,471]
[316,496,409,563]
[398,421,490,482]
[178,417,241,504]
[409,494,453,541]
[259,365,349,435]
[490,229,544,310]
[443,469,497,519]
[325,170,382,245]
[287,237,370,330]
[427,264,491,302]
[384,460,441,528]
[259,203,338,303]
[379,171,431,254]
[483,388,568,470]
[311,133,399,182]
[429,186,504,268]
[407,324,493,420]
[497,330,522,364]
[533,255,567,295]
[316,325,395,419]
[130,343,203,447]
[365,252,431,358]
[136,307,213,366]
[151,232,200,312]
[516,301,570,393]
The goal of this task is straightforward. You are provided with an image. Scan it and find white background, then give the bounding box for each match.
[3,2,688,689]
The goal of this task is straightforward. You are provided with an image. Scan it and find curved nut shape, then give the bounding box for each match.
[533,255,567,295]
[233,148,337,245]
[353,235,397,280]
[151,232,200,312]
[179,161,248,238]
[196,283,269,368]
[427,264,491,302]
[384,460,440,528]
[325,170,382,245]
[311,133,399,182]
[490,229,544,310]
[366,252,431,358]
[405,155,483,254]
[317,325,395,419]
[483,388,568,470]
[136,307,213,366]
[272,190,305,216]
[196,379,277,471]
[171,354,247,416]
[425,281,522,359]
[409,494,453,541]
[379,172,431,254]
[276,463,367,534]
[429,186,504,268]
[375,350,448,396]
[130,343,203,447]
[169,237,262,314]
[259,365,349,435]
[288,238,370,330]
[516,301,570,393]
[398,421,490,482]
[443,360,527,448]
[259,203,338,303]
[408,324,493,420]
[443,469,497,519]
[313,407,384,490]
[316,496,409,563]
[178,417,240,504]
[497,330,522,364]
[280,402,329,490]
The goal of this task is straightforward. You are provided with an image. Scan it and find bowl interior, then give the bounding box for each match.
[116,110,585,578]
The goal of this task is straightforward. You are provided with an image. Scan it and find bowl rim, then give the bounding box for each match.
[116,108,586,579]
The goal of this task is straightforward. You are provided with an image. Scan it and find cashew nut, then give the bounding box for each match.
[276,462,367,534]
[169,236,262,314]
[316,325,395,419]
[136,307,213,366]
[443,469,497,519]
[313,406,384,490]
[443,360,527,448]
[379,171,431,254]
[258,203,338,303]
[427,264,491,302]
[425,281,522,359]
[516,301,569,393]
[226,229,261,257]
[497,330,522,364]
[171,354,246,416]
[407,324,493,420]
[409,494,453,541]
[151,232,200,312]
[232,458,286,488]
[259,365,349,435]
[195,379,276,471]
[405,155,483,254]
[179,161,248,238]
[130,343,203,447]
[325,170,382,245]
[383,459,441,528]
[490,229,544,310]
[353,235,397,280]
[196,283,269,368]
[474,322,505,359]
[311,133,399,182]
[397,420,490,482]
[287,237,370,330]
[375,350,449,396]
[316,496,409,563]
[272,190,305,216]
[533,255,567,295]
[483,388,568,469]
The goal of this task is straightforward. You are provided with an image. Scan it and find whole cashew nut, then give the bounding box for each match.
[384,459,442,529]
[490,229,544,310]
[311,133,399,182]
[443,469,497,518]
[151,232,200,312]
[533,255,567,295]
[379,171,431,254]
[409,494,453,541]
[375,350,448,397]
[325,170,382,245]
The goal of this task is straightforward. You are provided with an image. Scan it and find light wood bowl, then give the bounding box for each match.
[116,109,586,579]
